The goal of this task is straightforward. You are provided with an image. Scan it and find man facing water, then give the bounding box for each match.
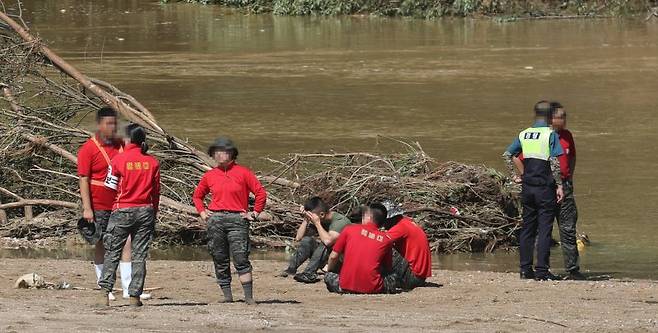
[503,100,564,281]
[513,103,584,280]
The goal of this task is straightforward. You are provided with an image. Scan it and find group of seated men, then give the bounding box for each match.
[278,197,432,294]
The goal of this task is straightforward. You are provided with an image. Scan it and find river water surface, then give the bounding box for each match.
[11,0,658,278]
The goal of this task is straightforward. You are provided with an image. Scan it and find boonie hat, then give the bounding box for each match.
[381,200,404,219]
[77,218,101,245]
[207,137,238,157]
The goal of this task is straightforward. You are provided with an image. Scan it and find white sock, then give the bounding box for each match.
[120,261,132,298]
[94,264,104,285]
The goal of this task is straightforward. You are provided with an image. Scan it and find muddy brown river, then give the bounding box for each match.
[8,0,658,278]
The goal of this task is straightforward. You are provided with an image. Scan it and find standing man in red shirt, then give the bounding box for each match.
[193,137,267,305]
[550,104,584,280]
[382,200,432,290]
[98,124,160,307]
[77,107,135,301]
[324,203,398,294]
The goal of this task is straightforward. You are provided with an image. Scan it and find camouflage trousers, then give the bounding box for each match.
[207,213,252,288]
[557,180,580,273]
[391,249,426,290]
[93,210,112,239]
[285,236,329,275]
[98,206,155,296]
[324,270,398,294]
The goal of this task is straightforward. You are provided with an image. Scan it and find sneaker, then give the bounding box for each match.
[108,292,116,301]
[293,272,320,284]
[519,270,535,280]
[567,271,586,281]
[245,298,256,306]
[129,296,143,307]
[535,271,560,281]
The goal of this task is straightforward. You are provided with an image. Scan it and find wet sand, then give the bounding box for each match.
[0,258,657,332]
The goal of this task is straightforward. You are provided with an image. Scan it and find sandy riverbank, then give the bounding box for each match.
[0,258,657,332]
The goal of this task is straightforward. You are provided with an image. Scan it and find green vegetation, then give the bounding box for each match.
[162,0,654,18]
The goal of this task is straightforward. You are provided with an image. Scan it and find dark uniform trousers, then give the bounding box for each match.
[99,206,155,296]
[557,180,579,272]
[207,212,252,288]
[519,183,557,275]
[286,236,330,275]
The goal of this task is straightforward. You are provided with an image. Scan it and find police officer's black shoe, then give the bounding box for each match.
[535,271,560,281]
[519,270,535,280]
[567,270,586,281]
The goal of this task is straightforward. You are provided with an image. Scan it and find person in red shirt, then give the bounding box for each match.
[512,102,584,280]
[77,107,138,302]
[193,137,267,305]
[382,200,432,290]
[98,124,160,307]
[324,203,398,294]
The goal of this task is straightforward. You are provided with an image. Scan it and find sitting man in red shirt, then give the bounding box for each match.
[382,200,432,290]
[324,203,398,294]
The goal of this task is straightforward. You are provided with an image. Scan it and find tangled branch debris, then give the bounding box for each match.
[0,5,520,253]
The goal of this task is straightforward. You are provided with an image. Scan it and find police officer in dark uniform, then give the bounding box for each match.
[503,101,564,281]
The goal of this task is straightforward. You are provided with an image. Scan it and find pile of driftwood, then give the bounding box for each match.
[0,5,521,253]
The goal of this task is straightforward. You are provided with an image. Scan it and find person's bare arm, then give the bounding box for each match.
[327,250,340,272]
[79,177,94,221]
[295,220,309,242]
[307,212,340,246]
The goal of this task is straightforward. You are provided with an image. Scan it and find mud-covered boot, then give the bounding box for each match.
[129,296,143,307]
[97,291,110,307]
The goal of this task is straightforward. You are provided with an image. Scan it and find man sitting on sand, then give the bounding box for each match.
[279,196,351,283]
[324,203,398,294]
[382,200,432,290]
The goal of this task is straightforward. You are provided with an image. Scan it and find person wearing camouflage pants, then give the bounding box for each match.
[99,206,156,299]
[207,212,252,300]
[391,249,426,290]
[557,180,580,275]
[192,137,267,305]
[97,124,161,307]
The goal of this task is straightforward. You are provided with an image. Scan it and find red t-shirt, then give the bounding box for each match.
[192,163,267,214]
[556,129,576,180]
[387,216,432,278]
[76,135,124,211]
[332,223,393,294]
[518,129,575,180]
[108,144,160,212]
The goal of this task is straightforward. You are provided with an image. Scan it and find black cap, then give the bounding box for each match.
[207,137,238,157]
[77,218,101,245]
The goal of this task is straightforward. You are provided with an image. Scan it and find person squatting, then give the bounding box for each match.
[79,99,582,307]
